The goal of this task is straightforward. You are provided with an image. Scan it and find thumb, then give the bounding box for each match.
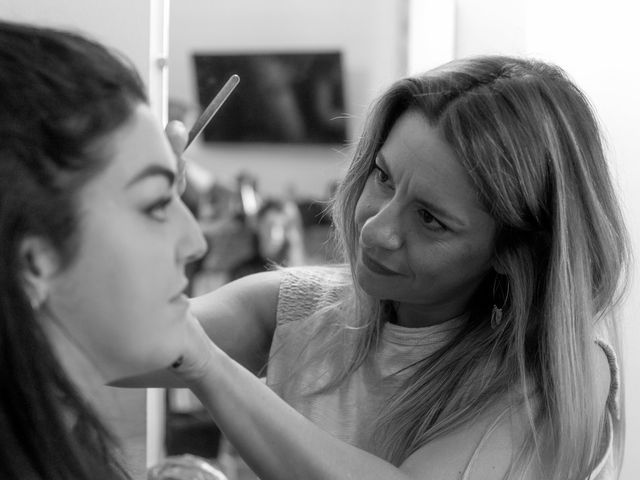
[169,314,219,385]
[165,120,188,156]
[165,120,189,194]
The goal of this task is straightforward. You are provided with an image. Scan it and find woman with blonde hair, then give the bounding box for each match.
[132,55,628,480]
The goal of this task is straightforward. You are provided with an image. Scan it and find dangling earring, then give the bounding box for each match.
[490,275,509,329]
[490,304,503,329]
[26,288,47,312]
[29,296,40,310]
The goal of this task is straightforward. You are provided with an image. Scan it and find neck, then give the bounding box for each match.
[38,308,111,409]
[394,302,467,328]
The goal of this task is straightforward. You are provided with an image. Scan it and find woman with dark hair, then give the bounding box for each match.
[146,55,628,480]
[0,21,206,478]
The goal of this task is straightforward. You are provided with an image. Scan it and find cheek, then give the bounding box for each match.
[81,226,167,298]
[50,218,178,362]
[52,256,187,379]
[447,241,494,283]
[354,186,376,228]
[409,236,493,284]
[54,247,162,338]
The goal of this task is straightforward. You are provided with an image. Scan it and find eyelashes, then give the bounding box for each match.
[373,164,390,184]
[144,196,173,221]
[370,162,447,231]
[418,209,445,230]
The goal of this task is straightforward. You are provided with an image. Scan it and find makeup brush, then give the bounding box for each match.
[186,74,240,150]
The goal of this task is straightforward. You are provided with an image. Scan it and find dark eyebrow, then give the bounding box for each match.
[376,151,467,229]
[125,165,175,189]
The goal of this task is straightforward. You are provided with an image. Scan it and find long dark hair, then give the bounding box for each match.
[0,21,146,479]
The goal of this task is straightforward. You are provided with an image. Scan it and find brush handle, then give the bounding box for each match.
[186,74,240,149]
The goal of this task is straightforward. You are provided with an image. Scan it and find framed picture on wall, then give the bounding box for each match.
[193,51,347,144]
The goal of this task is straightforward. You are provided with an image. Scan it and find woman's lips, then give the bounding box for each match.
[361,251,401,276]
[170,282,189,302]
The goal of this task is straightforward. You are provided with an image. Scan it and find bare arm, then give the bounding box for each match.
[177,338,541,480]
[174,316,619,480]
[189,269,281,374]
[185,341,414,480]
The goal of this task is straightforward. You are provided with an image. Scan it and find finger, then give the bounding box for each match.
[165,121,189,195]
[165,120,188,157]
[167,316,218,383]
[170,356,184,369]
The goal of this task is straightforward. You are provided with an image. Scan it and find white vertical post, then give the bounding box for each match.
[146,0,171,469]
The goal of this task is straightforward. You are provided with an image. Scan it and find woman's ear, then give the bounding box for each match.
[19,236,59,310]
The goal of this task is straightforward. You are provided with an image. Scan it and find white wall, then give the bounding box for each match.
[456,0,528,56]
[168,0,407,200]
[0,0,154,85]
[456,1,640,477]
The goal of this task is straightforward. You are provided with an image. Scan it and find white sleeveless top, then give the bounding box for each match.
[266,266,620,479]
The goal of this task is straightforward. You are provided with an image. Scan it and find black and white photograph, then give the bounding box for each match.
[0,1,638,479]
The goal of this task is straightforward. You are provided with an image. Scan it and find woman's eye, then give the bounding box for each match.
[145,196,173,221]
[419,209,446,231]
[373,164,390,184]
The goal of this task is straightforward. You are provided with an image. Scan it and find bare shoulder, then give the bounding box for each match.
[399,401,543,480]
[398,346,613,480]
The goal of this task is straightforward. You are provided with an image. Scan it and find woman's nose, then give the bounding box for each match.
[176,200,207,265]
[360,205,402,251]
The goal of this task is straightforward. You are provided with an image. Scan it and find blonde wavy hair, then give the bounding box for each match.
[304,56,630,479]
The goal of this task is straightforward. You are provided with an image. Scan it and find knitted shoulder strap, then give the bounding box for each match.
[595,338,620,420]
